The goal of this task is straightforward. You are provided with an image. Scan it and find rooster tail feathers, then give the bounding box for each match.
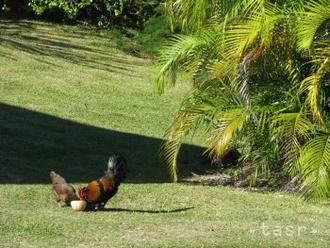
[106,153,126,182]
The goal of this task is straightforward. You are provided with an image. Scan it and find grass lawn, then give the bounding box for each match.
[0,19,329,247]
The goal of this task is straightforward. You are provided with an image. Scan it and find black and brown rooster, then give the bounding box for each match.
[50,171,79,207]
[79,154,126,210]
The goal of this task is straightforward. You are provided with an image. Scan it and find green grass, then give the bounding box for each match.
[1,184,329,247]
[0,19,329,247]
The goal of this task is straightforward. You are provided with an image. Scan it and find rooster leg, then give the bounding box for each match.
[57,202,64,208]
[98,203,105,210]
[95,203,105,211]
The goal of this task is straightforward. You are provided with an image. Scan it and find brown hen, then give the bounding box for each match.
[50,171,78,207]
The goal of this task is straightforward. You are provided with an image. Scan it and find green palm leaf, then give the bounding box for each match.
[314,40,330,61]
[224,1,282,58]
[297,0,330,50]
[162,78,242,182]
[162,111,202,182]
[299,133,330,201]
[272,112,315,175]
[165,0,243,31]
[156,34,206,93]
[209,107,249,157]
[161,86,217,182]
[298,58,329,125]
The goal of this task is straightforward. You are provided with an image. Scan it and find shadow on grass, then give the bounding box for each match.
[0,103,210,184]
[99,207,194,214]
[0,19,145,77]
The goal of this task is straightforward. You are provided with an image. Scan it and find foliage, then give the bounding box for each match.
[29,0,157,28]
[158,0,330,202]
[0,0,159,28]
[30,0,158,28]
[0,0,32,16]
[134,10,172,56]
[299,133,330,200]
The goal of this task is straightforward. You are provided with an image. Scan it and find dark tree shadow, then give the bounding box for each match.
[0,103,211,184]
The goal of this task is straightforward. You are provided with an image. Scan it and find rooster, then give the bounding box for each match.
[79,154,126,210]
[50,171,78,207]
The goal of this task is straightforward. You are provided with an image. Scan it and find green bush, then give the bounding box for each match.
[28,0,159,28]
[0,0,32,17]
[0,0,159,28]
[135,8,172,56]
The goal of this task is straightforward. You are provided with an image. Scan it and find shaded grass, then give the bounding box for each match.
[0,19,329,247]
[0,103,208,183]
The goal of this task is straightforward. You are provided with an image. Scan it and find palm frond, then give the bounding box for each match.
[209,107,249,157]
[297,0,330,50]
[161,85,220,181]
[165,0,247,31]
[236,47,267,106]
[164,0,175,32]
[272,112,315,175]
[164,0,216,31]
[162,111,201,182]
[162,76,245,181]
[207,59,239,80]
[224,1,282,58]
[247,108,279,186]
[298,58,329,125]
[299,133,330,201]
[156,34,206,93]
[314,40,330,61]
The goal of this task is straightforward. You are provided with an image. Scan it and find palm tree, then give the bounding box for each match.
[158,0,330,201]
